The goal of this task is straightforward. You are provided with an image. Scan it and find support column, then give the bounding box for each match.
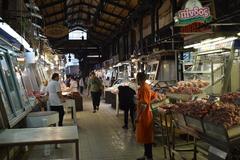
[151,0,156,43]
[171,0,178,81]
[139,15,143,54]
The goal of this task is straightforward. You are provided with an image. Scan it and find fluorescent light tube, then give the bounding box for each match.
[87,55,102,58]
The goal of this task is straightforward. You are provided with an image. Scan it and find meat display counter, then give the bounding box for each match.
[148,80,176,93]
[158,97,240,160]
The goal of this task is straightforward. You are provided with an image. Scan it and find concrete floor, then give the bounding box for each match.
[23,95,200,160]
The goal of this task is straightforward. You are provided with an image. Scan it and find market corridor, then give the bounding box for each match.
[25,96,163,160]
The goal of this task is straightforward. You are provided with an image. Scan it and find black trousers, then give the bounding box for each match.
[50,105,65,126]
[80,86,84,94]
[124,105,135,127]
[91,91,101,110]
[144,143,153,159]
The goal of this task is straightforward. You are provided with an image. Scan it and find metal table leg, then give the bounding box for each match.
[75,140,79,160]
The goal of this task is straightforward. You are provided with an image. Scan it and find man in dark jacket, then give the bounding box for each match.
[118,85,136,130]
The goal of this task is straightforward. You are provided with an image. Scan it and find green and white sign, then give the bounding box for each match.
[175,0,212,26]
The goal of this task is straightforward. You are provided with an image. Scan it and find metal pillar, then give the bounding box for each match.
[151,0,156,42]
[139,15,143,54]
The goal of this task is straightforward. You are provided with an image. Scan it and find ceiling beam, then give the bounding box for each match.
[40,0,65,10]
[104,0,152,46]
[45,10,119,27]
[93,0,108,26]
[39,0,97,9]
[46,16,114,32]
[98,17,118,26]
[89,30,110,38]
[107,0,132,10]
[52,39,100,48]
[69,21,114,32]
[68,1,124,19]
[45,6,123,20]
[95,24,115,32]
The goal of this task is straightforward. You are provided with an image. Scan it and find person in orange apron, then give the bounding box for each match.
[136,72,158,160]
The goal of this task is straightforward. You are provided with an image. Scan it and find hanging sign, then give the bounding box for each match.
[175,0,212,26]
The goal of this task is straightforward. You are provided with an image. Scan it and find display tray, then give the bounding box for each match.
[151,100,166,110]
[166,93,203,101]
[174,113,187,127]
[166,93,192,101]
[185,116,204,133]
[203,121,240,142]
[151,100,166,118]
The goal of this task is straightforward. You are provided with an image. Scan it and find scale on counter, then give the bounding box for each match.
[208,146,228,160]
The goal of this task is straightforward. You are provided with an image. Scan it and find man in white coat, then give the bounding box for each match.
[47,73,65,126]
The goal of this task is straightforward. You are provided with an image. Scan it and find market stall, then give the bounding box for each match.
[183,37,240,95]
[154,83,240,160]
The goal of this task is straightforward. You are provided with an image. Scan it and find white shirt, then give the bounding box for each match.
[70,80,78,92]
[47,80,62,106]
[79,78,84,87]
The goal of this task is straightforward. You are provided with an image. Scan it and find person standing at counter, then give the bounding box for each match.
[69,76,79,94]
[47,73,65,126]
[87,72,103,113]
[135,72,158,160]
[79,76,85,95]
[118,85,136,130]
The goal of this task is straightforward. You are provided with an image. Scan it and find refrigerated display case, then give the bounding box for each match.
[183,37,240,94]
[183,57,224,85]
[150,80,176,93]
[12,59,32,109]
[0,47,32,127]
[183,56,225,93]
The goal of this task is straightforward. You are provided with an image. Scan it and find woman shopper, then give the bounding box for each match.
[135,72,158,160]
[47,73,65,126]
[79,76,85,95]
[69,76,79,94]
[87,72,103,113]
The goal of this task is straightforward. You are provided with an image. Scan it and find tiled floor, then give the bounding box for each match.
[23,96,199,160]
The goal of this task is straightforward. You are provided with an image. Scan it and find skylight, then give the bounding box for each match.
[69,30,87,40]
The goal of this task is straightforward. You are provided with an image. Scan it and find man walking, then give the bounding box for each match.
[87,72,103,113]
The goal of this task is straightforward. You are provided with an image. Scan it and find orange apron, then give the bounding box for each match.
[136,83,157,144]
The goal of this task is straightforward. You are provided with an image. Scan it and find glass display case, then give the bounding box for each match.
[146,61,159,80]
[183,52,226,94]
[150,80,176,93]
[183,37,240,94]
[13,62,32,109]
[0,52,23,114]
[0,47,32,127]
[183,60,224,85]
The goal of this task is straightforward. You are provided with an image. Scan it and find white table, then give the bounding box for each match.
[63,99,77,124]
[26,111,59,155]
[26,111,59,127]
[0,126,79,160]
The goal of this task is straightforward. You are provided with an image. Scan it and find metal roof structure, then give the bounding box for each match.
[33,0,141,55]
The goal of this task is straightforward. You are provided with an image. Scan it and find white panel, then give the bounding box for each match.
[158,0,172,29]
